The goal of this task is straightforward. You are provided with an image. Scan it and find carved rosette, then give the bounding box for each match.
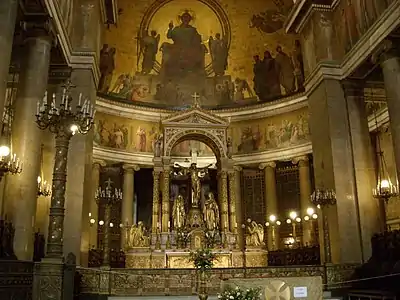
[228,171,237,233]
[152,171,160,231]
[161,169,170,232]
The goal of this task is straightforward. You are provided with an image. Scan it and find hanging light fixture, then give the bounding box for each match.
[370,98,398,202]
[0,71,22,181]
[37,143,51,197]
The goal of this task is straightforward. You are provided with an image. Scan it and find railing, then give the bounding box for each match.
[88,248,125,268]
[348,290,397,300]
[267,246,320,266]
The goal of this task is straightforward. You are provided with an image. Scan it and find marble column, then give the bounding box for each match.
[219,171,229,231]
[343,80,383,259]
[260,162,279,251]
[308,79,363,264]
[292,156,314,246]
[152,170,161,232]
[0,0,18,120]
[233,166,243,246]
[121,164,139,248]
[373,40,400,184]
[64,68,96,265]
[89,160,105,248]
[228,170,237,233]
[4,27,52,260]
[161,167,170,232]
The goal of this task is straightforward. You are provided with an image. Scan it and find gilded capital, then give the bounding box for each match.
[292,156,309,166]
[21,18,56,41]
[233,166,243,172]
[123,164,140,172]
[259,161,276,170]
[93,159,106,168]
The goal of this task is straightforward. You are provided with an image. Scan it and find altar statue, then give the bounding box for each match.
[175,163,212,207]
[127,221,149,248]
[159,10,208,79]
[246,221,265,247]
[172,194,186,229]
[203,192,220,230]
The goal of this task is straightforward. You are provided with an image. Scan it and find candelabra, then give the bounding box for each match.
[0,152,22,181]
[37,144,51,197]
[311,188,337,264]
[35,79,94,259]
[95,178,122,266]
[265,214,281,251]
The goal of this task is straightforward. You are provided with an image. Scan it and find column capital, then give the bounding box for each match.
[93,159,106,168]
[259,161,276,170]
[233,166,243,172]
[371,39,399,65]
[21,18,56,42]
[123,164,140,172]
[292,155,309,166]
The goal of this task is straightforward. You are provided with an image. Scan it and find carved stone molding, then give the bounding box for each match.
[233,166,243,172]
[93,159,106,168]
[20,18,56,41]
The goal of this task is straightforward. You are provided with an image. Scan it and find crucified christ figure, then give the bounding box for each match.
[174,162,212,207]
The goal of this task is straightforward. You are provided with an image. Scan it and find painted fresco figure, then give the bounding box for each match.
[253,51,281,101]
[209,33,228,76]
[292,40,304,92]
[98,45,116,93]
[160,11,208,79]
[275,46,295,94]
[138,30,160,74]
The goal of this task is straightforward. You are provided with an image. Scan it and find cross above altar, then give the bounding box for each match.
[191,92,201,108]
[105,178,114,189]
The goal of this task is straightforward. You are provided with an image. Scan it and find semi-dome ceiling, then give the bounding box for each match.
[99,0,303,109]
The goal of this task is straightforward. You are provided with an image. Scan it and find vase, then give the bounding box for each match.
[198,270,208,300]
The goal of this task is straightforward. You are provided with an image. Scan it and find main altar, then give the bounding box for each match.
[122,99,268,269]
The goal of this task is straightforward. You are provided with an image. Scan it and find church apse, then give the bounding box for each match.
[99,0,304,108]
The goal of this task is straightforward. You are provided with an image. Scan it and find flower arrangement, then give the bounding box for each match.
[189,248,217,270]
[218,286,262,300]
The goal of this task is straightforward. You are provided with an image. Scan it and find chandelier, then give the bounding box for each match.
[95,178,123,205]
[37,144,51,197]
[310,188,337,207]
[0,75,22,181]
[371,100,398,202]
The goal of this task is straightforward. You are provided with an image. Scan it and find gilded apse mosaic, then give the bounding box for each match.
[99,0,304,107]
[93,107,309,156]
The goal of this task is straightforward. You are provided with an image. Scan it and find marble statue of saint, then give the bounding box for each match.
[159,10,208,79]
[138,30,160,74]
[203,192,220,230]
[172,194,186,229]
[128,221,148,248]
[175,163,212,207]
[246,221,264,247]
[209,33,228,76]
[153,132,163,157]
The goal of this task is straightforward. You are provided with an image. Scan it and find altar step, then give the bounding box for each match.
[108,296,218,300]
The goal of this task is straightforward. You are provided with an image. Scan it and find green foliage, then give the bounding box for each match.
[189,248,217,270]
[218,286,262,300]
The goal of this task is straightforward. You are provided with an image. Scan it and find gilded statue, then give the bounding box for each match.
[159,10,208,79]
[172,194,186,229]
[209,33,228,76]
[127,221,149,248]
[203,192,220,230]
[175,163,212,207]
[246,221,265,247]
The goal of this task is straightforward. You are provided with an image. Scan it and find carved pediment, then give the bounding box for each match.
[162,107,229,127]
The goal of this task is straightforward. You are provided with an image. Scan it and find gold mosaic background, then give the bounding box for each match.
[103,0,298,103]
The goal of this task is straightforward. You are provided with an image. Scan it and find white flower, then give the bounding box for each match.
[229,296,234,299]
[235,286,239,290]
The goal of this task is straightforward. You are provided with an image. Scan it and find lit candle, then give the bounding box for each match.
[36,102,40,115]
[78,93,82,106]
[157,222,160,229]
[168,221,170,228]
[43,91,48,105]
[61,89,66,104]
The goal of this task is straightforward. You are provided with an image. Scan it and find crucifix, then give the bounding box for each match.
[105,178,114,189]
[191,92,201,108]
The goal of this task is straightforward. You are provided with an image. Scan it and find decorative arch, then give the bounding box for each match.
[165,130,225,160]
